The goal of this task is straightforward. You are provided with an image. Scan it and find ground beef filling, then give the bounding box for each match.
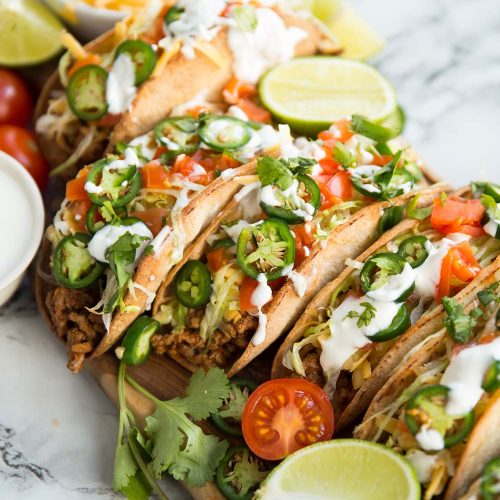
[151,311,258,370]
[46,286,105,373]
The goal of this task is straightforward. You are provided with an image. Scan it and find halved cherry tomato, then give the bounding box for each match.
[318,119,354,146]
[0,125,49,190]
[67,54,102,78]
[223,77,257,105]
[207,247,229,273]
[436,241,480,302]
[237,98,271,123]
[431,196,485,236]
[129,207,168,236]
[242,378,334,461]
[294,222,316,266]
[0,69,32,127]
[141,162,168,189]
[66,166,91,201]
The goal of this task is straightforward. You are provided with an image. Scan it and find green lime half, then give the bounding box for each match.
[0,0,63,66]
[259,57,397,136]
[256,440,420,500]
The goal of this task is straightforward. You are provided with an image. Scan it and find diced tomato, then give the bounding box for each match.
[207,248,229,273]
[69,199,91,232]
[479,332,499,344]
[236,98,271,123]
[318,119,354,146]
[318,156,341,176]
[326,171,353,202]
[153,147,168,160]
[240,276,259,312]
[294,222,316,266]
[436,241,481,302]
[242,378,334,461]
[67,54,102,78]
[223,77,257,105]
[141,162,169,189]
[170,154,198,177]
[66,166,91,201]
[396,420,410,434]
[130,208,168,236]
[95,113,121,127]
[141,5,171,44]
[431,195,486,236]
[371,154,393,167]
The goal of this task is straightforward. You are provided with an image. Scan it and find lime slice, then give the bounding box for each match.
[330,5,385,61]
[259,57,397,136]
[289,0,342,22]
[0,0,63,66]
[382,105,406,135]
[256,440,420,500]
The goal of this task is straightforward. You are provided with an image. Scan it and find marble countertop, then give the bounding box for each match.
[1,0,499,498]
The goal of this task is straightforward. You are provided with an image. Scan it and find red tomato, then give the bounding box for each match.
[66,166,90,201]
[242,378,334,460]
[207,247,229,273]
[237,98,271,123]
[431,196,485,236]
[0,125,48,190]
[294,222,316,266]
[0,69,32,127]
[141,162,169,189]
[239,276,284,312]
[223,77,257,105]
[129,207,168,236]
[326,171,353,201]
[318,119,354,146]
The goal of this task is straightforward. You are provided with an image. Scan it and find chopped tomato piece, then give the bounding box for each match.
[479,332,499,344]
[237,98,271,123]
[69,199,91,232]
[67,54,102,78]
[207,248,229,273]
[431,195,485,236]
[130,208,168,236]
[326,171,353,202]
[141,162,168,189]
[66,166,91,201]
[240,276,259,313]
[95,113,121,127]
[242,378,334,460]
[371,154,393,167]
[318,119,354,146]
[294,222,316,266]
[318,156,341,176]
[436,241,481,302]
[223,77,257,105]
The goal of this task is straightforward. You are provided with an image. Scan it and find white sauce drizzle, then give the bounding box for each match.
[250,273,273,345]
[366,262,415,302]
[415,428,445,452]
[106,54,137,114]
[406,450,440,483]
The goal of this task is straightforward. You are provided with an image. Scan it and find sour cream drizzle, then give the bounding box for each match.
[106,54,136,114]
[366,262,415,302]
[250,273,273,345]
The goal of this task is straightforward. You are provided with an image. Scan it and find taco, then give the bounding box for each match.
[40,104,286,372]
[354,274,500,500]
[147,115,442,375]
[34,0,336,176]
[272,182,500,430]
[454,456,500,500]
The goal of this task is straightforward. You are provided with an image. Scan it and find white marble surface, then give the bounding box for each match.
[1,0,499,498]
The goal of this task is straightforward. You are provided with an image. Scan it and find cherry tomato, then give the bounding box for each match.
[0,125,48,190]
[129,207,168,236]
[0,69,32,127]
[242,378,334,461]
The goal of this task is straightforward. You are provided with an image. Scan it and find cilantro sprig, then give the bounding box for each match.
[257,156,316,190]
[442,297,482,344]
[113,363,231,498]
[345,302,377,327]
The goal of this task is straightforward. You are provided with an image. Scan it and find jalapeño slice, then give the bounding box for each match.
[115,39,157,86]
[368,304,410,342]
[237,218,295,281]
[211,378,258,437]
[398,235,430,268]
[86,158,141,207]
[216,446,269,500]
[260,174,321,225]
[480,457,500,500]
[199,116,252,151]
[67,64,108,121]
[482,360,500,393]
[121,316,160,366]
[360,253,415,302]
[173,260,212,308]
[86,204,127,235]
[153,116,200,155]
[404,384,475,449]
[53,233,105,289]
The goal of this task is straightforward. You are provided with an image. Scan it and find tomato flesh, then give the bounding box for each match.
[0,69,32,127]
[242,378,334,461]
[431,196,485,235]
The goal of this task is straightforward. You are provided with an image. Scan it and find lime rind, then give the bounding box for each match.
[259,57,397,136]
[0,0,64,66]
[256,439,421,500]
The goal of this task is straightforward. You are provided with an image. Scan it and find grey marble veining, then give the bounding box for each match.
[1,0,499,498]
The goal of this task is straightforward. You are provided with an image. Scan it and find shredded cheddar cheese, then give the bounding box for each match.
[61,31,88,60]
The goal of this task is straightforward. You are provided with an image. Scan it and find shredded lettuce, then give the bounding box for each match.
[154,298,188,334]
[288,329,325,376]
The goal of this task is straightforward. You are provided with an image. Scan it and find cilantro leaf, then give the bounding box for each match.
[180,368,231,420]
[227,449,269,496]
[219,385,248,420]
[345,302,377,327]
[232,5,257,31]
[372,151,403,199]
[113,440,138,492]
[406,194,432,221]
[442,297,477,344]
[257,156,294,190]
[121,471,151,500]
[478,282,500,306]
[333,141,355,168]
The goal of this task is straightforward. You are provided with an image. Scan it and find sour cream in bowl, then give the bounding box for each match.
[0,152,44,307]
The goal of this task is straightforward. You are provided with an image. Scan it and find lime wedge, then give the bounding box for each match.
[259,57,397,136]
[256,440,420,500]
[330,5,385,60]
[289,0,342,22]
[0,0,64,66]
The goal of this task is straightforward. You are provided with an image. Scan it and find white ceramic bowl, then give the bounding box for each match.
[0,152,45,307]
[45,0,127,41]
